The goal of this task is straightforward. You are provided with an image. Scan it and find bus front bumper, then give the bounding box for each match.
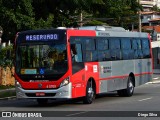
[16,83,72,99]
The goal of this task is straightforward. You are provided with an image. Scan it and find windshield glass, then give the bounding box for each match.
[16,43,68,75]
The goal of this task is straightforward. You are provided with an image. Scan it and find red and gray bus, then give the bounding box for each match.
[15,26,153,104]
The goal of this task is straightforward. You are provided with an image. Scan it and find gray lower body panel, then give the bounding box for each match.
[16,83,72,99]
[99,59,152,93]
[99,74,152,93]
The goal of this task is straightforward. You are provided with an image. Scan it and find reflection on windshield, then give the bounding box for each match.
[16,44,68,75]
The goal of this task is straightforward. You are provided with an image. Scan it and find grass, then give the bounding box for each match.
[0,90,16,98]
[0,85,16,98]
[0,85,15,90]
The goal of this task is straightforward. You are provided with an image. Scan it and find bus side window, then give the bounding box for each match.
[132,39,143,59]
[121,38,134,60]
[84,38,97,62]
[109,38,121,60]
[97,38,110,61]
[71,44,82,62]
[142,39,150,58]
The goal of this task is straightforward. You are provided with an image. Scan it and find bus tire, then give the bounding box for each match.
[117,76,134,97]
[83,80,95,104]
[37,98,48,105]
[117,89,125,96]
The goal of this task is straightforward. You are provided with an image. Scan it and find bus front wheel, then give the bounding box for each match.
[83,80,95,104]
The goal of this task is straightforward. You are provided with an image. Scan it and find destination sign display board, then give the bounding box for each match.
[25,34,59,41]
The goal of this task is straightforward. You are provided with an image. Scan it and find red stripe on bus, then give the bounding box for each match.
[99,72,153,80]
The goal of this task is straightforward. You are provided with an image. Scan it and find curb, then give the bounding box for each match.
[0,88,15,93]
[0,88,16,100]
[0,96,16,100]
[147,81,160,84]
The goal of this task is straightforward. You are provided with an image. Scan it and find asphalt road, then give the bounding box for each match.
[0,75,160,120]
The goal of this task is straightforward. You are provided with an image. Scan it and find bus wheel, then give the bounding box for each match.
[117,76,134,97]
[37,98,48,105]
[83,80,95,104]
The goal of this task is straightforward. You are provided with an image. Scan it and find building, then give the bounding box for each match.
[140,0,160,26]
[141,11,160,26]
[142,26,160,40]
[140,0,160,11]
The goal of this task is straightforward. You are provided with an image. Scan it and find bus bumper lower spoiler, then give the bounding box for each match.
[16,83,72,99]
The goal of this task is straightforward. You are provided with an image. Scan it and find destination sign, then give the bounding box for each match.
[26,34,59,41]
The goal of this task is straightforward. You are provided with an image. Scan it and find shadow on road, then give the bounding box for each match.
[1,90,156,108]
[0,92,129,108]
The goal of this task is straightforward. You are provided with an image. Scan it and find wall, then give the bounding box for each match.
[0,67,15,86]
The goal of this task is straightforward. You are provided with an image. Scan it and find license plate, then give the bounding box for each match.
[36,92,45,96]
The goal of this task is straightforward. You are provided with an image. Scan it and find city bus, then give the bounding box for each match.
[15,26,153,104]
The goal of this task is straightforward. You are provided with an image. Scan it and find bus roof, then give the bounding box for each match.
[78,26,149,38]
[17,26,149,39]
[78,25,126,32]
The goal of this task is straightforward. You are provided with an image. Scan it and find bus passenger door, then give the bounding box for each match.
[70,38,85,98]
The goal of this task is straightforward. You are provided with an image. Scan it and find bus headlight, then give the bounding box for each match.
[15,80,22,88]
[60,77,70,87]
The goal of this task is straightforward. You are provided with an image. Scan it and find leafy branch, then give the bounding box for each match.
[0,45,14,69]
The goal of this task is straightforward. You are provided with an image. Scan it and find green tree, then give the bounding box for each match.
[44,0,104,27]
[0,0,34,41]
[0,0,141,42]
[101,0,140,28]
[0,0,53,42]
[0,45,14,68]
[151,5,160,12]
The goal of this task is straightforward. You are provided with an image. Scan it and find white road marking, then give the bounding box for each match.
[138,97,152,102]
[146,81,160,84]
[153,77,159,80]
[66,111,88,117]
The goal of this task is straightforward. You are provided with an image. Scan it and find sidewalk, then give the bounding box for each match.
[150,74,160,84]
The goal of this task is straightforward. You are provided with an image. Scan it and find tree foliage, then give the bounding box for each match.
[0,0,140,42]
[0,45,14,68]
[100,0,140,28]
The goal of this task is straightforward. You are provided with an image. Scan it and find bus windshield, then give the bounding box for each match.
[16,43,68,76]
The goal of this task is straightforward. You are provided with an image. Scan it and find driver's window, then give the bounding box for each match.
[71,44,82,62]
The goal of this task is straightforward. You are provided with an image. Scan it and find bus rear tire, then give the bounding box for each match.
[117,76,134,97]
[83,80,95,104]
[37,98,48,105]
